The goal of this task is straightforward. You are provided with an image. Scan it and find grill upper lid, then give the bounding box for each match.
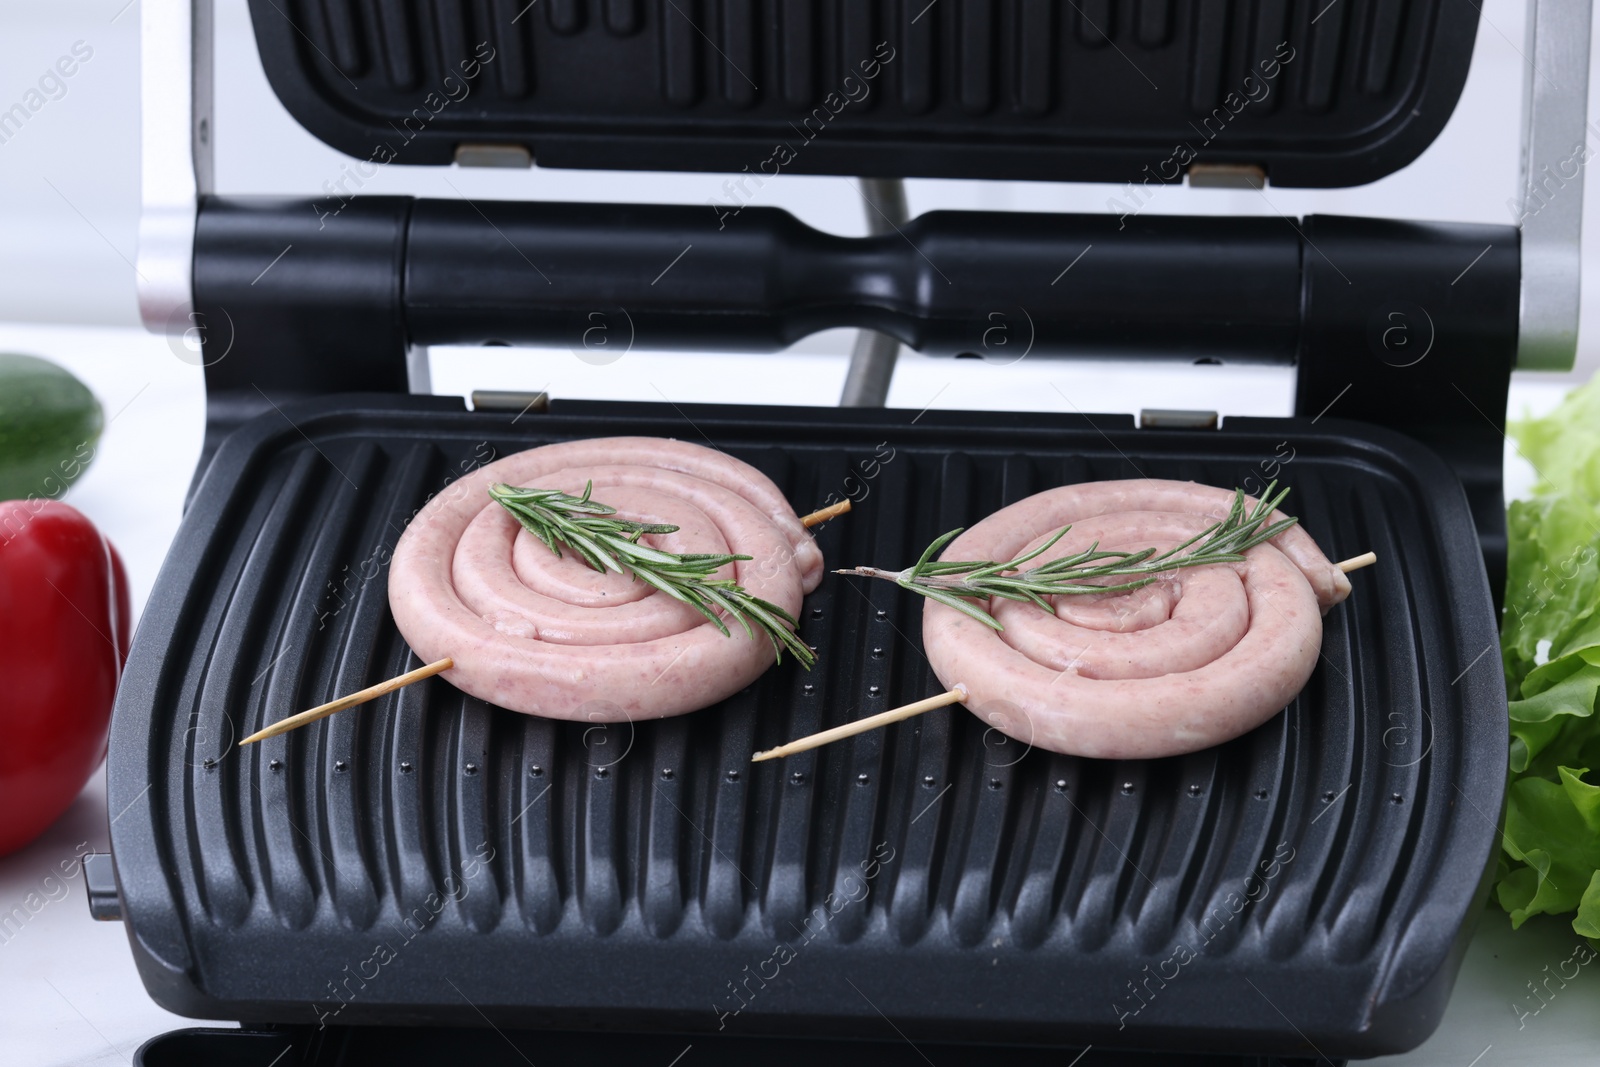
[246,0,1479,188]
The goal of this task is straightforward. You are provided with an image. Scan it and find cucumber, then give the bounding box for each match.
[0,353,103,501]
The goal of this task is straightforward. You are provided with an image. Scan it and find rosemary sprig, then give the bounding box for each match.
[836,482,1300,631]
[489,482,815,669]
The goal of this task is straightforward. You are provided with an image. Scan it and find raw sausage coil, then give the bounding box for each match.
[922,480,1351,760]
[389,438,822,720]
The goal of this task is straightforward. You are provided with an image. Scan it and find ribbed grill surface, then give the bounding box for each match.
[247,0,1472,187]
[110,398,1504,1057]
[293,0,1419,111]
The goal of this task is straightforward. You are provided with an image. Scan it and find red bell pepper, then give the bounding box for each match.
[0,500,130,856]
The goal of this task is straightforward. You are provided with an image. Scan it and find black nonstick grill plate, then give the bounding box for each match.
[108,395,1505,1060]
[248,0,1479,189]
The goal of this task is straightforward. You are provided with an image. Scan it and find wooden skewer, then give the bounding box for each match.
[1336,551,1377,574]
[238,657,453,746]
[800,499,852,527]
[240,502,851,748]
[752,545,1375,762]
[238,534,1356,749]
[752,544,1373,763]
[751,687,967,762]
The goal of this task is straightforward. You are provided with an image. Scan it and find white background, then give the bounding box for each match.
[1,1,1599,1064]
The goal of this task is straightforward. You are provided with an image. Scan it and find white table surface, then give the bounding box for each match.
[0,320,1588,1066]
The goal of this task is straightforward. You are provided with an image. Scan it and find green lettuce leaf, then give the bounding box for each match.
[1499,768,1600,926]
[1508,652,1600,776]
[1578,872,1600,940]
[1497,374,1600,942]
[1512,374,1600,503]
[1502,497,1600,687]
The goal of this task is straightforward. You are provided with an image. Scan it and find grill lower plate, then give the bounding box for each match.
[108,396,1505,1059]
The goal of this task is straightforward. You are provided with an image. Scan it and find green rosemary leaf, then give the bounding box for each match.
[912,527,966,573]
[490,482,813,669]
[965,524,1073,580]
[698,584,759,641]
[912,585,1006,630]
[842,484,1301,632]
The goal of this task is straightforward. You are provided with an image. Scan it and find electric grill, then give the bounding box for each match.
[101,1,1591,1063]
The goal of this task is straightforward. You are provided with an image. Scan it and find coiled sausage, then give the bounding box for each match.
[389,438,821,720]
[922,480,1350,759]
